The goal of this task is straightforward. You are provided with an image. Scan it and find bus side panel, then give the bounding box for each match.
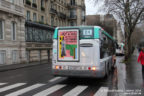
[52,39,58,69]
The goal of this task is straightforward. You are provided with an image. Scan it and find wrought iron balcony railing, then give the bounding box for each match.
[50,8,57,14]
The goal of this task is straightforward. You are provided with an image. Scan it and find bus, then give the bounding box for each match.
[52,26,116,78]
[116,43,125,56]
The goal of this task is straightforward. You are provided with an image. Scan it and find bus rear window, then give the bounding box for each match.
[80,28,94,39]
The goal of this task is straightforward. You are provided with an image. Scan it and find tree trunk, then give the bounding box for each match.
[124,24,132,60]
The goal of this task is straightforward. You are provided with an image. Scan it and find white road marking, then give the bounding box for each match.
[49,77,62,82]
[0,83,7,86]
[5,84,45,96]
[33,84,66,96]
[63,85,88,96]
[94,87,108,96]
[0,83,26,93]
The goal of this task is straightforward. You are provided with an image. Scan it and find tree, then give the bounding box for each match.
[93,0,144,60]
[131,27,144,46]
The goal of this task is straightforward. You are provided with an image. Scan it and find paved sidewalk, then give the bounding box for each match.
[124,49,144,96]
[115,49,144,96]
[0,60,51,72]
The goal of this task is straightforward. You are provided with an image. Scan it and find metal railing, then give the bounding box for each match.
[50,8,57,14]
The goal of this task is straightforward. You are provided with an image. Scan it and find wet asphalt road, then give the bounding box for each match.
[0,58,120,96]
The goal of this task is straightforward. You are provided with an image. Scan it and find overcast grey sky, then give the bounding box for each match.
[85,0,105,15]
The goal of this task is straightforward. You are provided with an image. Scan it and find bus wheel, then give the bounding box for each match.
[106,65,110,77]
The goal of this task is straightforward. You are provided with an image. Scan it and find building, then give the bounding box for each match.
[86,14,117,39]
[24,0,86,63]
[0,0,85,65]
[0,0,26,65]
[116,22,124,44]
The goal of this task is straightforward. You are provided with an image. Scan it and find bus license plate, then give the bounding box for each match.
[68,66,81,70]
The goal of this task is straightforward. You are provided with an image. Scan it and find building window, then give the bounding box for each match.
[10,0,14,3]
[33,0,36,3]
[70,0,75,5]
[41,0,44,7]
[0,20,4,40]
[32,0,37,8]
[70,21,76,26]
[41,16,44,23]
[70,9,76,17]
[11,22,16,40]
[26,11,30,20]
[0,50,6,65]
[12,50,18,64]
[51,16,54,26]
[33,13,37,22]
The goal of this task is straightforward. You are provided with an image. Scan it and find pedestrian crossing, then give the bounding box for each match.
[0,83,7,86]
[0,78,109,96]
[63,85,88,96]
[6,84,45,96]
[0,83,25,93]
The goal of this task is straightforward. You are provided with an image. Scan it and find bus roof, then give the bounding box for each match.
[53,26,115,42]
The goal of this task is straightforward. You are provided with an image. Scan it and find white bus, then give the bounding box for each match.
[52,26,116,78]
[116,43,125,56]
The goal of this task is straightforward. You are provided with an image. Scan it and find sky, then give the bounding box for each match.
[85,0,104,15]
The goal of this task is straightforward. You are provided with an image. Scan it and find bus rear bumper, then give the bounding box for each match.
[52,69,105,78]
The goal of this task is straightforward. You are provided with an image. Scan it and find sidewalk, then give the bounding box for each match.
[124,49,144,96]
[0,60,51,72]
[117,49,144,96]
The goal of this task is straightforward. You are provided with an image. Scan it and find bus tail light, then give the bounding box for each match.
[88,67,96,71]
[55,65,59,69]
[91,67,96,71]
[88,67,91,70]
[55,65,62,70]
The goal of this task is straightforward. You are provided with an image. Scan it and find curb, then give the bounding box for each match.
[0,61,51,72]
[117,57,126,96]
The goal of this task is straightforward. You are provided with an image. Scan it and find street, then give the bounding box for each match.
[0,58,121,96]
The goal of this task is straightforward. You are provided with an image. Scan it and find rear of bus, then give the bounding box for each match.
[52,26,105,78]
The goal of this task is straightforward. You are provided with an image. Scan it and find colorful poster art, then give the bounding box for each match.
[58,30,79,61]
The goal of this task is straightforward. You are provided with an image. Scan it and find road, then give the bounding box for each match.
[0,58,120,96]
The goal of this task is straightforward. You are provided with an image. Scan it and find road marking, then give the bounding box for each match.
[63,85,88,96]
[5,84,45,96]
[49,77,62,82]
[0,83,26,93]
[33,84,66,96]
[0,83,7,86]
[94,87,108,96]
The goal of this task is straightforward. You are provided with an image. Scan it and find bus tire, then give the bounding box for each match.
[106,64,110,77]
[104,64,109,78]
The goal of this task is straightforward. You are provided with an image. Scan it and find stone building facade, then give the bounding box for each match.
[0,0,26,65]
[0,0,86,65]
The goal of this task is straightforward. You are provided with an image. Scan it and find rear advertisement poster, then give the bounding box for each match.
[58,29,79,61]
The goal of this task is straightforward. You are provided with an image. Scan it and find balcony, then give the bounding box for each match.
[68,15,77,20]
[58,12,66,19]
[32,3,37,8]
[50,8,57,14]
[67,3,77,8]
[26,0,31,6]
[0,0,24,17]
